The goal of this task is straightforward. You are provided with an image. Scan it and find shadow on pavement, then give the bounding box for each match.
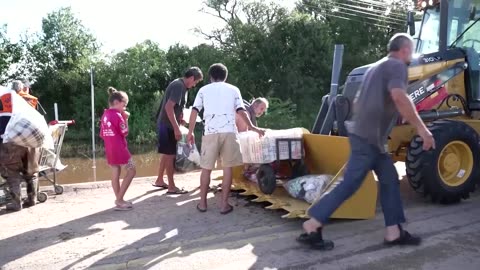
[0,176,439,270]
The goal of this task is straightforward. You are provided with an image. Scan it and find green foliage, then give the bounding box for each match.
[26,6,100,137]
[0,25,22,83]
[2,0,413,154]
[257,97,299,129]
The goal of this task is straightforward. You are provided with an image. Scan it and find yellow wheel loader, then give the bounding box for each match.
[220,0,480,220]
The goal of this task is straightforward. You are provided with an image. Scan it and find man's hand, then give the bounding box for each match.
[251,127,265,137]
[174,127,182,141]
[418,127,435,150]
[390,89,435,151]
[187,132,195,146]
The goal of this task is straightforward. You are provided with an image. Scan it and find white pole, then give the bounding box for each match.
[54,103,59,121]
[90,67,97,182]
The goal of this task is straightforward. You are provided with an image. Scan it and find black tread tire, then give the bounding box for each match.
[406,120,480,204]
[256,164,277,195]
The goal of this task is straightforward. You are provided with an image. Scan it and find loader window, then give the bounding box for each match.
[417,8,441,54]
[457,20,480,53]
[448,0,480,53]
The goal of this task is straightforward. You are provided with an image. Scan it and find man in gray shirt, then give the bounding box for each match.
[153,67,203,194]
[297,33,435,250]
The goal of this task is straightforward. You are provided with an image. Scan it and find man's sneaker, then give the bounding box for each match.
[384,224,422,246]
[297,227,335,250]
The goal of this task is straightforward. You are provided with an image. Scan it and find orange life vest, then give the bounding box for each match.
[18,91,38,109]
[0,92,13,115]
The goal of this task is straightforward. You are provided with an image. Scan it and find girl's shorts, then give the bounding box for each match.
[110,158,135,170]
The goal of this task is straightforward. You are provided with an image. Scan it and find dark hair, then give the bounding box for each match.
[208,63,228,82]
[107,87,128,105]
[388,33,413,52]
[184,67,203,81]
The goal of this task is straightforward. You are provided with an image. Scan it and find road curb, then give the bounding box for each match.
[40,176,156,194]
[41,169,221,194]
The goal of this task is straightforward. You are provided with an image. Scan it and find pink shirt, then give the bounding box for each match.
[100,108,131,165]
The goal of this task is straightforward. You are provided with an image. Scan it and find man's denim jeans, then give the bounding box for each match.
[308,134,406,227]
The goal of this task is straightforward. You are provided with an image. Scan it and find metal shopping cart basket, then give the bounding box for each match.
[35,120,75,202]
[0,120,75,205]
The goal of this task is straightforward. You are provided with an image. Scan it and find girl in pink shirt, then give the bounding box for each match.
[100,87,136,211]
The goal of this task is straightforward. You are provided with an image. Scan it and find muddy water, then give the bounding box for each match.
[50,151,162,185]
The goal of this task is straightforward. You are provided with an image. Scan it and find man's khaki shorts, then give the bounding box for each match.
[200,133,243,170]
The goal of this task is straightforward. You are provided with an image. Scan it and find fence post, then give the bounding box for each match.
[54,103,59,121]
[91,67,97,182]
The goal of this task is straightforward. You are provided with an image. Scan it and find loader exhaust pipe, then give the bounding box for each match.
[328,44,344,102]
[312,44,345,134]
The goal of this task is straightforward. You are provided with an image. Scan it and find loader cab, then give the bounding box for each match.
[411,0,480,109]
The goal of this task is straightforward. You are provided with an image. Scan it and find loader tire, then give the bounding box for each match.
[256,164,277,195]
[406,120,480,204]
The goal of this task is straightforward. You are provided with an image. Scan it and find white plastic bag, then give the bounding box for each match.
[175,126,201,172]
[1,89,54,150]
[283,174,332,203]
[303,175,332,204]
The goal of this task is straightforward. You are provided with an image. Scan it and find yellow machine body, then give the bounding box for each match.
[224,133,377,220]
[216,0,480,220]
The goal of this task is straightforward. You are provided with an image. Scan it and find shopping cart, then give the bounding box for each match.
[0,120,75,205]
[36,120,75,202]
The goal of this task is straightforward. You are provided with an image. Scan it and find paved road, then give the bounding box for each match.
[1,165,480,270]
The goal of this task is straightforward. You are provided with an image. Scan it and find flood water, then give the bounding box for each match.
[48,151,163,185]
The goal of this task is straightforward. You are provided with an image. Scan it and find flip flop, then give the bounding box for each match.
[166,188,188,194]
[114,204,133,211]
[115,200,133,208]
[220,204,234,215]
[152,183,168,189]
[114,207,132,211]
[196,203,207,212]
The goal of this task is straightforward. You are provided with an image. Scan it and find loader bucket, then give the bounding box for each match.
[218,134,378,220]
[303,134,377,220]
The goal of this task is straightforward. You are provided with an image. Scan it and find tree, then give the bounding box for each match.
[1,0,420,148]
[108,40,169,100]
[29,7,100,136]
[195,0,288,50]
[0,25,22,84]
[33,7,99,72]
[196,0,335,127]
[295,0,415,85]
[102,40,170,144]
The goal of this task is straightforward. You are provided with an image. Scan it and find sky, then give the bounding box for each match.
[1,0,297,54]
